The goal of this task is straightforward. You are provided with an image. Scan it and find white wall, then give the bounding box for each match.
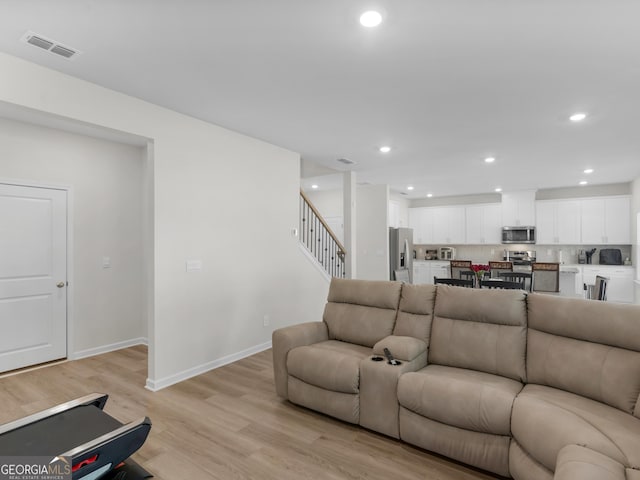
[356,185,389,280]
[0,117,145,355]
[632,177,640,293]
[304,188,343,218]
[0,52,329,388]
[304,188,344,243]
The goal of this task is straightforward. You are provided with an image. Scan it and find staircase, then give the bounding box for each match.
[299,190,345,278]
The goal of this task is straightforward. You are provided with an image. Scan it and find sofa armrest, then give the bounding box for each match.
[554,445,627,480]
[272,322,329,399]
[373,335,428,364]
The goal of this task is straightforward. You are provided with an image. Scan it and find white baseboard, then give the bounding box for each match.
[145,340,272,392]
[71,337,148,360]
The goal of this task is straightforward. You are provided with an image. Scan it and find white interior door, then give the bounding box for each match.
[0,183,67,372]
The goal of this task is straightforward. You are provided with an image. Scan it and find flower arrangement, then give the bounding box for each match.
[470,264,490,284]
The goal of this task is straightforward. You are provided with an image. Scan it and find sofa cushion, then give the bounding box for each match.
[511,384,640,472]
[509,441,553,480]
[399,407,511,477]
[554,445,627,480]
[323,278,401,347]
[393,283,436,343]
[527,294,640,415]
[429,285,528,382]
[527,329,640,414]
[398,365,523,435]
[287,340,371,394]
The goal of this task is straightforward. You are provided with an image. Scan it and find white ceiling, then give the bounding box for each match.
[0,1,639,199]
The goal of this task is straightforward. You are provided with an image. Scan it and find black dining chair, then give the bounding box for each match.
[459,270,476,282]
[498,272,534,292]
[434,277,474,288]
[480,279,523,290]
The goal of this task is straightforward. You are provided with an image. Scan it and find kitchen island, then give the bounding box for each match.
[413,260,636,303]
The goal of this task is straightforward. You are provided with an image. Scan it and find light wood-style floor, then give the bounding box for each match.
[0,347,499,480]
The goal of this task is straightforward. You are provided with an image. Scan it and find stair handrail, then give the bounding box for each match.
[299,190,346,278]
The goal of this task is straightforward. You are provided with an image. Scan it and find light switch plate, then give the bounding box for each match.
[102,257,111,268]
[186,260,203,272]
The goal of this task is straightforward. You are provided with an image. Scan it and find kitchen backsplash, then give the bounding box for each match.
[414,244,632,265]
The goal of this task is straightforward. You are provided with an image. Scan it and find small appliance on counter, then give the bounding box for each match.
[425,249,438,260]
[599,248,623,265]
[438,247,456,260]
[578,250,587,264]
[503,250,537,272]
[585,248,597,264]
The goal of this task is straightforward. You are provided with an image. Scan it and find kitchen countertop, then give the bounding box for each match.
[560,263,634,268]
[413,260,634,268]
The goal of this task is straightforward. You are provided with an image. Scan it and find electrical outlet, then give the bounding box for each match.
[263,315,270,327]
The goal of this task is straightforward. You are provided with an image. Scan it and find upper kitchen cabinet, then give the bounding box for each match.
[501,191,536,226]
[409,206,465,244]
[581,196,631,244]
[432,206,466,244]
[389,200,400,228]
[465,203,502,244]
[536,199,581,244]
[388,198,409,228]
[409,207,435,244]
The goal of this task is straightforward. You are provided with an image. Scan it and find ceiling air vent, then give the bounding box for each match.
[21,31,81,60]
[337,158,356,165]
[50,45,76,58]
[26,35,53,50]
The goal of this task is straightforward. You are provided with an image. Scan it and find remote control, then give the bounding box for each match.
[383,347,398,365]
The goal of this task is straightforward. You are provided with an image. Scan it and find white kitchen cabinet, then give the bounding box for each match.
[581,265,635,303]
[581,196,631,244]
[431,261,450,282]
[465,203,502,244]
[604,197,631,244]
[413,262,430,285]
[432,206,465,244]
[409,208,435,244]
[389,200,400,228]
[535,200,581,244]
[502,191,536,227]
[409,206,464,245]
[559,266,582,298]
[413,261,450,284]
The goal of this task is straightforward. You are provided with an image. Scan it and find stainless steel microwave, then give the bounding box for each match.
[502,226,536,244]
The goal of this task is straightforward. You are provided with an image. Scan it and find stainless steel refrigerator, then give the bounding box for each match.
[389,227,413,283]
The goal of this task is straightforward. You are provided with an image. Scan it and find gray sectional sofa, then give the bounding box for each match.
[272,278,640,479]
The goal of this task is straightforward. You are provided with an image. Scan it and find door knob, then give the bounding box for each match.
[57,282,65,288]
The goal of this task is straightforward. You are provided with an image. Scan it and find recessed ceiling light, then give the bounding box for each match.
[495,187,502,192]
[360,10,382,27]
[379,145,391,153]
[311,184,319,189]
[426,193,433,198]
[484,157,496,163]
[579,180,588,186]
[584,168,594,174]
[407,186,414,191]
[570,112,587,122]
